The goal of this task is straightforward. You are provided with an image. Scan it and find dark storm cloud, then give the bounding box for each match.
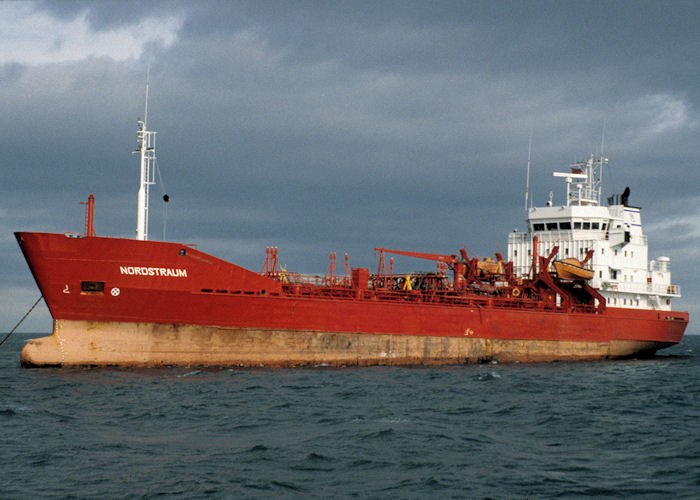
[39,0,173,28]
[176,0,699,94]
[1,0,698,330]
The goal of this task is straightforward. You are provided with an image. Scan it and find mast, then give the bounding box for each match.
[135,77,156,241]
[553,153,607,206]
[524,131,532,212]
[600,121,606,196]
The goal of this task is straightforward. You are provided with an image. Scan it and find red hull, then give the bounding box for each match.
[15,232,689,366]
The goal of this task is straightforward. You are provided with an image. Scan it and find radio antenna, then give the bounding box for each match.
[600,119,607,192]
[524,130,532,212]
[144,57,151,128]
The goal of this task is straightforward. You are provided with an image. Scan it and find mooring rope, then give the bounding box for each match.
[0,296,43,348]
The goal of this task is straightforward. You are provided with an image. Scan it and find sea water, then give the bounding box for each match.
[1,332,698,499]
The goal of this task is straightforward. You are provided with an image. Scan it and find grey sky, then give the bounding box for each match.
[1,0,698,332]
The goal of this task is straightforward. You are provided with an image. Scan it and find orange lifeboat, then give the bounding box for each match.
[553,258,594,280]
[477,257,501,274]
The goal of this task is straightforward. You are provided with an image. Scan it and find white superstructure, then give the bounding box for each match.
[508,154,680,311]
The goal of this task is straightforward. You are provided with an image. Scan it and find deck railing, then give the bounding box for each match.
[600,281,681,297]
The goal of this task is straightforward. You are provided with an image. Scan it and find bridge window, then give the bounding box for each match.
[533,223,544,231]
[583,222,591,229]
[546,222,558,230]
[574,222,582,229]
[559,221,571,230]
[592,222,600,230]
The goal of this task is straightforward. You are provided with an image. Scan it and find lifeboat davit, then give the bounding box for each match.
[553,258,594,280]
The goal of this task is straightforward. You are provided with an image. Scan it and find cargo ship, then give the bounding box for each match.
[16,116,688,366]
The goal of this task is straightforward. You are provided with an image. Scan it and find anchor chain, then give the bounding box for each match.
[0,296,43,347]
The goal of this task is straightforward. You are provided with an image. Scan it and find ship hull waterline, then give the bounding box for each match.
[21,318,682,368]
